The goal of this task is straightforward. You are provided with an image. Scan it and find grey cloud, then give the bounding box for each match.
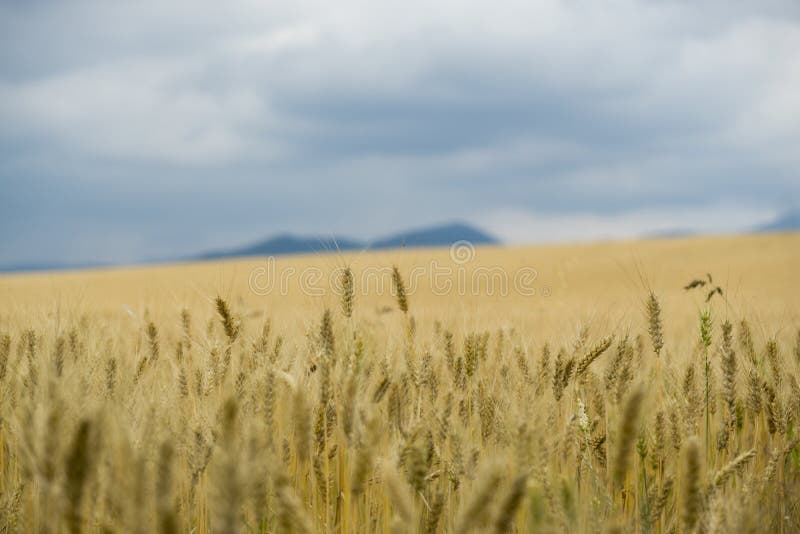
[1,0,799,265]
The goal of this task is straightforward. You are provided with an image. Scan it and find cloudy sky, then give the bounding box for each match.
[1,0,798,265]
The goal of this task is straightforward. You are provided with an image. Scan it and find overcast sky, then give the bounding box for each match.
[1,0,799,265]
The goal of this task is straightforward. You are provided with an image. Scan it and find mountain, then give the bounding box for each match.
[0,222,499,273]
[756,209,800,233]
[193,222,498,260]
[196,234,363,260]
[369,222,497,249]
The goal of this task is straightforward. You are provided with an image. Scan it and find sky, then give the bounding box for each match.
[1,0,799,265]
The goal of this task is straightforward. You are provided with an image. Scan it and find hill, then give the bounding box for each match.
[194,221,498,260]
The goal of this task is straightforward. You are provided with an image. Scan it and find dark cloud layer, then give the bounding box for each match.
[1,0,798,264]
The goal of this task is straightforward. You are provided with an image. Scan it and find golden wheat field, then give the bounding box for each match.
[0,232,799,533]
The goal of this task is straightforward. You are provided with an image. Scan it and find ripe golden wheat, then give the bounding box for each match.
[0,234,798,533]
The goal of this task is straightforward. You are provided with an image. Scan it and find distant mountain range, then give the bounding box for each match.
[0,222,498,273]
[196,222,498,260]
[2,211,798,274]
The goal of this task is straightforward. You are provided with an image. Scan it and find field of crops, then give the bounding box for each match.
[0,232,798,533]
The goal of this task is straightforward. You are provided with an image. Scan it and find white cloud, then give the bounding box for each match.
[478,204,779,244]
[2,0,799,165]
[226,25,321,57]
[0,57,271,163]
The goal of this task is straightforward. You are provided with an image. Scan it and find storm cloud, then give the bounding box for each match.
[1,0,798,264]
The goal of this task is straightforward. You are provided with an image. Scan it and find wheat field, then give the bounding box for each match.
[0,232,799,533]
